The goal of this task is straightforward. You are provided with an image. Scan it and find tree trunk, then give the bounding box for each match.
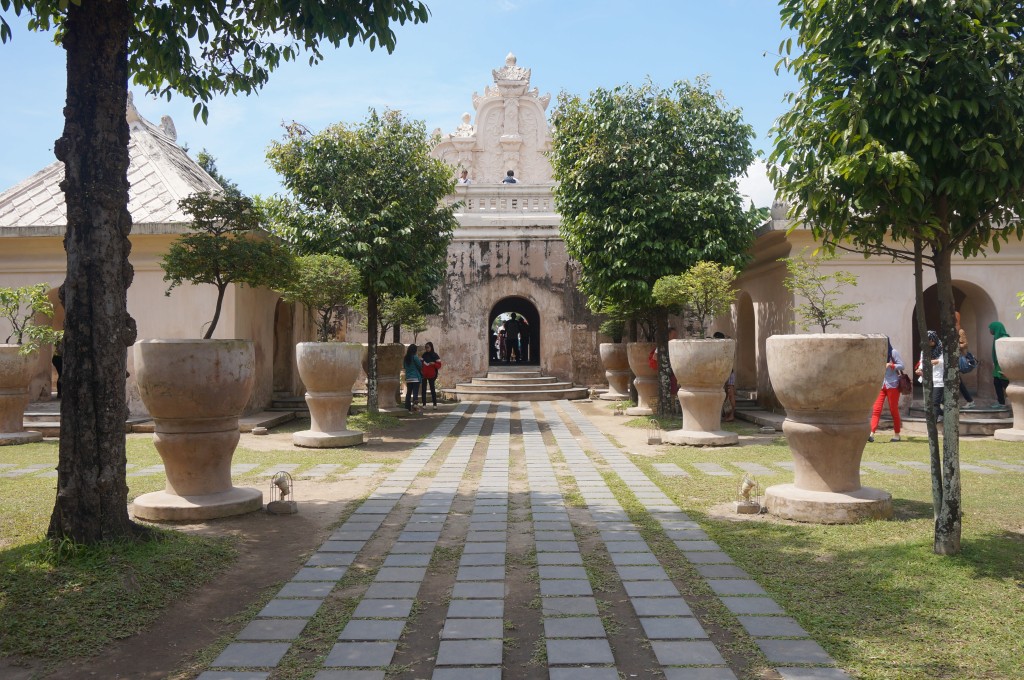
[393,324,400,344]
[628,318,639,404]
[654,308,671,418]
[933,247,962,555]
[47,0,144,543]
[915,240,943,522]
[204,282,227,339]
[367,291,379,413]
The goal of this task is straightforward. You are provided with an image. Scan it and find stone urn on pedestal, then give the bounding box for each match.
[598,343,633,401]
[625,342,658,416]
[294,342,366,448]
[664,338,738,446]
[0,345,43,445]
[365,343,407,415]
[994,337,1024,441]
[764,334,893,523]
[130,339,263,521]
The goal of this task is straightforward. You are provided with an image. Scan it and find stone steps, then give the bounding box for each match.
[452,370,588,402]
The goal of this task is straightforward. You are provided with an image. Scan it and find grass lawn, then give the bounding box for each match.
[0,418,404,670]
[622,419,1024,680]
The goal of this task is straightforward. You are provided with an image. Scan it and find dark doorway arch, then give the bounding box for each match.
[488,296,540,366]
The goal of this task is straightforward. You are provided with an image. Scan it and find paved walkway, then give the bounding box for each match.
[189,401,858,680]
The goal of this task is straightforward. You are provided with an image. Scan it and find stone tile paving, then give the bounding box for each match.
[692,462,734,477]
[558,400,852,679]
[193,399,862,678]
[732,462,780,477]
[198,404,475,680]
[299,464,342,479]
[654,462,690,477]
[520,402,616,674]
[860,462,909,475]
[980,459,1024,472]
[434,403,509,677]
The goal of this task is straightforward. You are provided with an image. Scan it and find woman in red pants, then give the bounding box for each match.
[870,339,905,442]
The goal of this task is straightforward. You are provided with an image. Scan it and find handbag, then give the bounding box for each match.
[422,360,442,380]
[897,370,913,395]
[959,352,978,374]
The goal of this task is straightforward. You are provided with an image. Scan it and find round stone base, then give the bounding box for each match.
[765,483,893,524]
[625,406,653,417]
[131,486,263,522]
[599,392,628,401]
[993,428,1024,442]
[663,429,738,446]
[381,407,411,418]
[293,429,364,448]
[0,430,43,446]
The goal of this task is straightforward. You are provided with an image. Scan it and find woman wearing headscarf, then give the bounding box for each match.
[989,321,1011,406]
[916,330,945,420]
[869,339,904,442]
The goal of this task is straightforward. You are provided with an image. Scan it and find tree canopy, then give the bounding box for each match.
[279,254,362,343]
[769,0,1024,555]
[550,78,757,413]
[264,109,457,410]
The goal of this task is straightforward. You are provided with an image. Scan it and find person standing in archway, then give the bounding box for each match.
[990,321,1011,407]
[420,342,441,409]
[503,313,521,363]
[955,311,976,409]
[403,343,424,413]
[519,316,531,363]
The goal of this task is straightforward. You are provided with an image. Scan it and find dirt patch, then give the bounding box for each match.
[9,410,446,680]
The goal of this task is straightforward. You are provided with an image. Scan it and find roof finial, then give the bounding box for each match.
[505,52,516,67]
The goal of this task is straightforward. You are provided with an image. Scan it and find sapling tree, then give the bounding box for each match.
[265,110,457,413]
[769,0,1024,554]
[0,283,62,354]
[781,250,862,333]
[550,79,756,416]
[162,192,296,339]
[652,261,737,339]
[371,295,427,344]
[278,254,361,342]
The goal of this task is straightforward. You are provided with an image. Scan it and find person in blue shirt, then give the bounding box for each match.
[403,343,424,412]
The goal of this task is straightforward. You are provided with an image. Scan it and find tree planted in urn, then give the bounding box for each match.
[782,249,862,333]
[0,284,62,445]
[279,254,367,448]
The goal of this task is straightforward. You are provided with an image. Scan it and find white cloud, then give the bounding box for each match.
[737,158,776,209]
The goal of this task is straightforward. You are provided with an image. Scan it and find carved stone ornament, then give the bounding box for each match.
[492,52,530,83]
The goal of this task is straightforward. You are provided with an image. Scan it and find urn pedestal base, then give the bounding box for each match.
[663,429,738,446]
[993,429,1024,442]
[0,430,43,445]
[294,429,364,448]
[765,483,892,524]
[131,486,263,521]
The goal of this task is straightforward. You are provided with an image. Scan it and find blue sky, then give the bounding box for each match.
[0,0,796,206]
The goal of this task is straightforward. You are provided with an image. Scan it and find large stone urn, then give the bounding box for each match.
[364,343,407,414]
[664,339,738,446]
[130,339,262,521]
[294,342,365,448]
[764,334,893,523]
[0,345,43,445]
[598,343,633,401]
[625,342,657,416]
[994,337,1024,441]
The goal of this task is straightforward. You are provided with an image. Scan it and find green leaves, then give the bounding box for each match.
[781,249,862,333]
[652,261,737,339]
[550,79,756,321]
[278,254,361,342]
[0,283,62,353]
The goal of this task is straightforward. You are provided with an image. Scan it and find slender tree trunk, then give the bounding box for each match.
[915,240,943,522]
[628,318,639,405]
[933,247,962,555]
[204,283,227,339]
[367,291,379,413]
[47,0,144,543]
[654,308,671,418]
[393,324,400,344]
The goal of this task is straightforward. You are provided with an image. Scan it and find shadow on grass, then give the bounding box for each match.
[0,531,236,662]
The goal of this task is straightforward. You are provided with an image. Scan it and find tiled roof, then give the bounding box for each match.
[0,105,222,231]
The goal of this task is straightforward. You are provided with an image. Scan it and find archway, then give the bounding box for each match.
[735,291,756,392]
[488,296,540,366]
[272,298,296,394]
[909,281,997,401]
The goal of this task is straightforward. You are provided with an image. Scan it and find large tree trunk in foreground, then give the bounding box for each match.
[933,248,962,555]
[367,292,379,413]
[654,308,671,418]
[47,0,143,543]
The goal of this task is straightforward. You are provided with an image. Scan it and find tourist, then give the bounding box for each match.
[502,169,518,184]
[52,338,63,399]
[955,311,975,408]
[420,342,441,409]
[519,316,531,363]
[458,169,472,185]
[403,343,424,413]
[869,339,904,442]
[503,313,521,362]
[990,321,1010,407]
[916,330,945,420]
[497,327,507,362]
[713,331,736,422]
